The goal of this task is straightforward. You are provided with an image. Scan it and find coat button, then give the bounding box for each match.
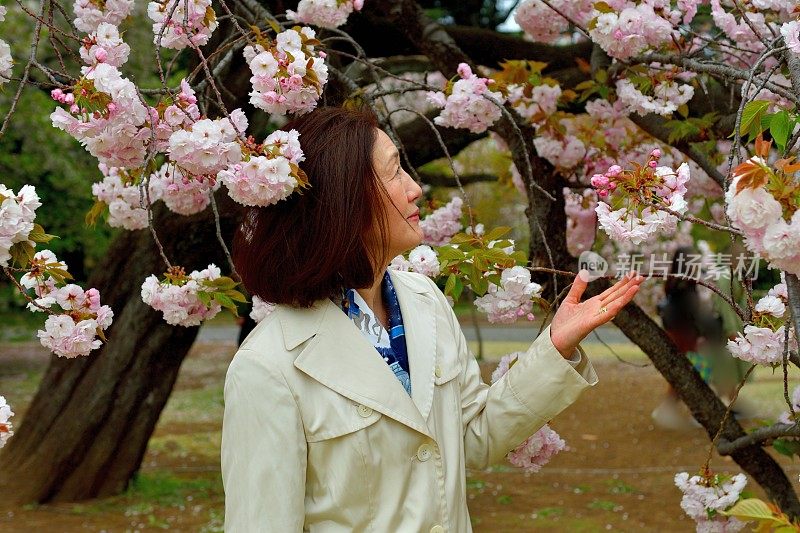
[357,404,373,418]
[434,365,442,378]
[417,443,433,462]
[430,526,444,533]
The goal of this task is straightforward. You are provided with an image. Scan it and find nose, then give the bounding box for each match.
[406,171,423,203]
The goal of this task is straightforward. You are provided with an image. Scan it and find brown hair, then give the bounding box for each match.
[232,107,390,308]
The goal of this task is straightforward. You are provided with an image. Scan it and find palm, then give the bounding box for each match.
[550,270,644,357]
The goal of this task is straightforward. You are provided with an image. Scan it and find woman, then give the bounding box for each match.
[222,107,643,532]
[653,246,720,429]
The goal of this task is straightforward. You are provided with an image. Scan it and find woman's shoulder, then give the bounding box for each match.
[226,307,298,380]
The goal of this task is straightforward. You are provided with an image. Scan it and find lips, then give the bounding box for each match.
[407,209,420,221]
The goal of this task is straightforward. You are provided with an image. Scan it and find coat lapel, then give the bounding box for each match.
[288,289,435,438]
[389,270,437,421]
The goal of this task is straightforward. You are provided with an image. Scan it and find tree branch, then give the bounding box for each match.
[717,423,800,456]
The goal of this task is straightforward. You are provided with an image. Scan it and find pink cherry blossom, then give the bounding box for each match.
[287,0,364,29]
[0,183,41,267]
[73,0,133,33]
[474,266,542,324]
[0,39,11,86]
[674,471,747,532]
[0,396,14,448]
[141,264,224,327]
[219,156,296,207]
[79,23,130,67]
[407,245,441,277]
[781,21,800,54]
[92,164,163,230]
[491,351,567,473]
[37,315,103,358]
[427,63,504,133]
[515,0,592,43]
[147,0,218,50]
[616,78,695,117]
[250,296,275,323]
[244,28,329,116]
[150,163,219,216]
[420,196,463,246]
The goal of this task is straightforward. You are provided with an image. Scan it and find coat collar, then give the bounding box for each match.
[281,270,437,438]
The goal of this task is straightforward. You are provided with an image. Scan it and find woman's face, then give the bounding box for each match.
[372,128,423,262]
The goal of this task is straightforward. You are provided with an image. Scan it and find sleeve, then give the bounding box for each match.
[221,348,307,532]
[425,278,598,470]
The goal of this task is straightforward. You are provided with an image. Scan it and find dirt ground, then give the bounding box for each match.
[1,337,799,532]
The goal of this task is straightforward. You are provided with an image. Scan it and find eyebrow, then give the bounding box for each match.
[385,149,400,171]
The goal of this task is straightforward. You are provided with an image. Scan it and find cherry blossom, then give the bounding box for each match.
[427,63,504,134]
[778,384,800,424]
[73,0,133,34]
[217,128,307,207]
[616,78,695,117]
[674,471,748,532]
[150,163,218,216]
[0,395,14,448]
[79,22,130,67]
[141,264,224,327]
[588,3,675,60]
[533,133,586,169]
[491,351,567,473]
[91,165,163,230]
[20,249,114,358]
[506,83,561,124]
[0,183,41,267]
[420,196,463,246]
[724,163,800,276]
[250,295,275,323]
[407,245,441,277]
[563,187,597,257]
[515,0,592,43]
[244,27,329,116]
[388,255,411,271]
[147,0,218,50]
[287,0,364,29]
[0,39,11,86]
[727,325,791,365]
[781,20,800,55]
[167,110,247,177]
[50,64,149,168]
[473,266,541,324]
[593,155,690,245]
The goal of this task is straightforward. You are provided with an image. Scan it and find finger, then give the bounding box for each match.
[602,272,645,305]
[607,284,640,314]
[565,269,590,304]
[598,270,639,303]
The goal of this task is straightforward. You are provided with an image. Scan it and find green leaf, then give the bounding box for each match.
[435,246,464,261]
[28,223,57,243]
[206,276,237,290]
[772,437,800,458]
[196,291,212,306]
[452,276,463,302]
[593,1,614,13]
[720,498,777,521]
[482,226,511,242]
[770,111,790,149]
[213,292,238,313]
[9,241,35,268]
[738,100,771,139]
[677,104,689,118]
[85,199,108,227]
[444,274,457,297]
[225,289,248,303]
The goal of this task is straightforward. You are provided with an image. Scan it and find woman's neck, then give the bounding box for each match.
[356,267,389,329]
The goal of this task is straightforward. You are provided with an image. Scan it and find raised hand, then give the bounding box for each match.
[549,270,645,358]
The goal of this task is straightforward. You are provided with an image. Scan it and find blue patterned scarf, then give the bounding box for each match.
[338,271,411,395]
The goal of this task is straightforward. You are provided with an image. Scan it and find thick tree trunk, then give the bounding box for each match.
[0,196,241,503]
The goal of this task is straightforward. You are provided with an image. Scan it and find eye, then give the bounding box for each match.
[394,165,402,177]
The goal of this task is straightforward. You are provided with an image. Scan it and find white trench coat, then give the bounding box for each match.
[221,269,598,532]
